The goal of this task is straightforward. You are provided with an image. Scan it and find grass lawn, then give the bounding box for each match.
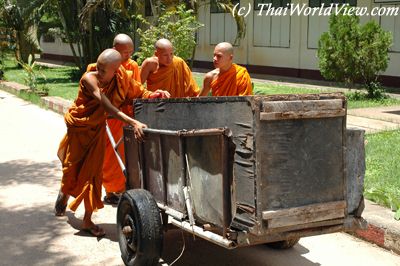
[2,55,79,101]
[2,54,400,109]
[364,130,400,215]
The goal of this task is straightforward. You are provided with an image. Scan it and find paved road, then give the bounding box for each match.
[1,90,400,266]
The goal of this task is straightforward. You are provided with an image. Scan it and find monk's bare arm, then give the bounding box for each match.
[82,73,147,140]
[140,58,158,84]
[199,71,216,96]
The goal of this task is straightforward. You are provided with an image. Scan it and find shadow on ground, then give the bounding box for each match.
[159,229,320,266]
[0,202,75,265]
[0,159,61,187]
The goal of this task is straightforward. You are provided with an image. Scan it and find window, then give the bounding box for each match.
[210,0,240,44]
[254,0,291,10]
[210,0,240,13]
[309,0,357,8]
[253,0,291,47]
[379,4,400,52]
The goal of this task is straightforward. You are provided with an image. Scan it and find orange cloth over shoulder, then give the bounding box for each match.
[210,64,253,96]
[87,61,148,194]
[57,66,141,212]
[104,59,145,194]
[146,56,199,97]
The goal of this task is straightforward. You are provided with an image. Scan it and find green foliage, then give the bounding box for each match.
[0,0,47,63]
[18,54,48,95]
[318,8,392,99]
[365,130,400,220]
[134,4,203,64]
[53,0,141,70]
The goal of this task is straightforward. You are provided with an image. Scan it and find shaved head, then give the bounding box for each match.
[155,38,173,51]
[113,33,133,47]
[112,34,134,62]
[213,42,234,71]
[154,38,174,66]
[215,42,233,55]
[97,48,122,65]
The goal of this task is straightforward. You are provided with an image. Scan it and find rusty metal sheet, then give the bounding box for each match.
[134,97,257,228]
[186,135,228,227]
[162,135,186,213]
[346,128,365,214]
[257,117,345,210]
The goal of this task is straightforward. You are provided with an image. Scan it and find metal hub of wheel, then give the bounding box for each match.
[123,214,137,253]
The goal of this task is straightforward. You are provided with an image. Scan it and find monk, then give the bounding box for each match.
[199,42,252,96]
[140,38,200,97]
[86,34,163,205]
[54,49,160,237]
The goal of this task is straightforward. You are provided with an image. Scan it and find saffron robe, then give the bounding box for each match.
[210,64,253,96]
[146,56,199,97]
[57,66,144,212]
[87,61,145,194]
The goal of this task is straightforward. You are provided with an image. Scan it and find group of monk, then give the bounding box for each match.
[54,33,253,237]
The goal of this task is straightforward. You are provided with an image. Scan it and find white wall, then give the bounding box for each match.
[40,36,80,57]
[195,0,400,78]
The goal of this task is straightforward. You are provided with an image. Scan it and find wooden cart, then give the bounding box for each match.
[115,93,366,266]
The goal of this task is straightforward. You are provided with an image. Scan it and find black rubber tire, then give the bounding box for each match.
[265,237,300,249]
[117,189,163,266]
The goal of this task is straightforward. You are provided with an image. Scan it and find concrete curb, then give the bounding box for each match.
[0,80,72,115]
[1,80,400,256]
[41,96,72,115]
[353,222,400,255]
[352,200,400,255]
[0,81,29,93]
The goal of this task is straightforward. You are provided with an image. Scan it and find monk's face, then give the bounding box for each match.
[114,43,134,63]
[155,46,174,66]
[213,46,232,69]
[96,61,120,85]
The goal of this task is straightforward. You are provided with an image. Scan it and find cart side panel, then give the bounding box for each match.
[123,127,141,189]
[258,117,345,210]
[186,135,230,227]
[162,135,186,213]
[134,98,257,226]
[346,128,365,214]
[141,134,166,204]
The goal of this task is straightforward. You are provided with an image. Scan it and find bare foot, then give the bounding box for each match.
[54,191,69,216]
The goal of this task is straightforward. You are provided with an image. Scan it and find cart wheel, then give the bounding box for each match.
[265,237,300,249]
[117,189,163,266]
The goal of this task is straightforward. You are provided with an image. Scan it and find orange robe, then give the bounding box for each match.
[146,56,199,97]
[57,66,147,212]
[210,64,253,96]
[87,60,144,194]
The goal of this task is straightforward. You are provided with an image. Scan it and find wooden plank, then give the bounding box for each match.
[267,208,345,229]
[260,109,345,121]
[265,218,344,234]
[263,99,343,112]
[262,200,346,220]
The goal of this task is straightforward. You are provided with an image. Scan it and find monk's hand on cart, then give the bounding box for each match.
[149,89,170,99]
[130,120,147,142]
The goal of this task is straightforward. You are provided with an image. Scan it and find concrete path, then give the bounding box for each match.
[0,90,122,265]
[1,89,399,266]
[0,74,400,265]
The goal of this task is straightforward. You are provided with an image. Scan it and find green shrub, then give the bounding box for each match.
[18,54,48,95]
[318,8,392,99]
[134,4,203,65]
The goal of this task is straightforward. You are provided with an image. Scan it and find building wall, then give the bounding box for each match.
[194,0,400,85]
[39,0,400,85]
[40,35,80,62]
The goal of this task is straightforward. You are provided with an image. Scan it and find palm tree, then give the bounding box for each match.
[0,0,48,64]
[54,0,141,70]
